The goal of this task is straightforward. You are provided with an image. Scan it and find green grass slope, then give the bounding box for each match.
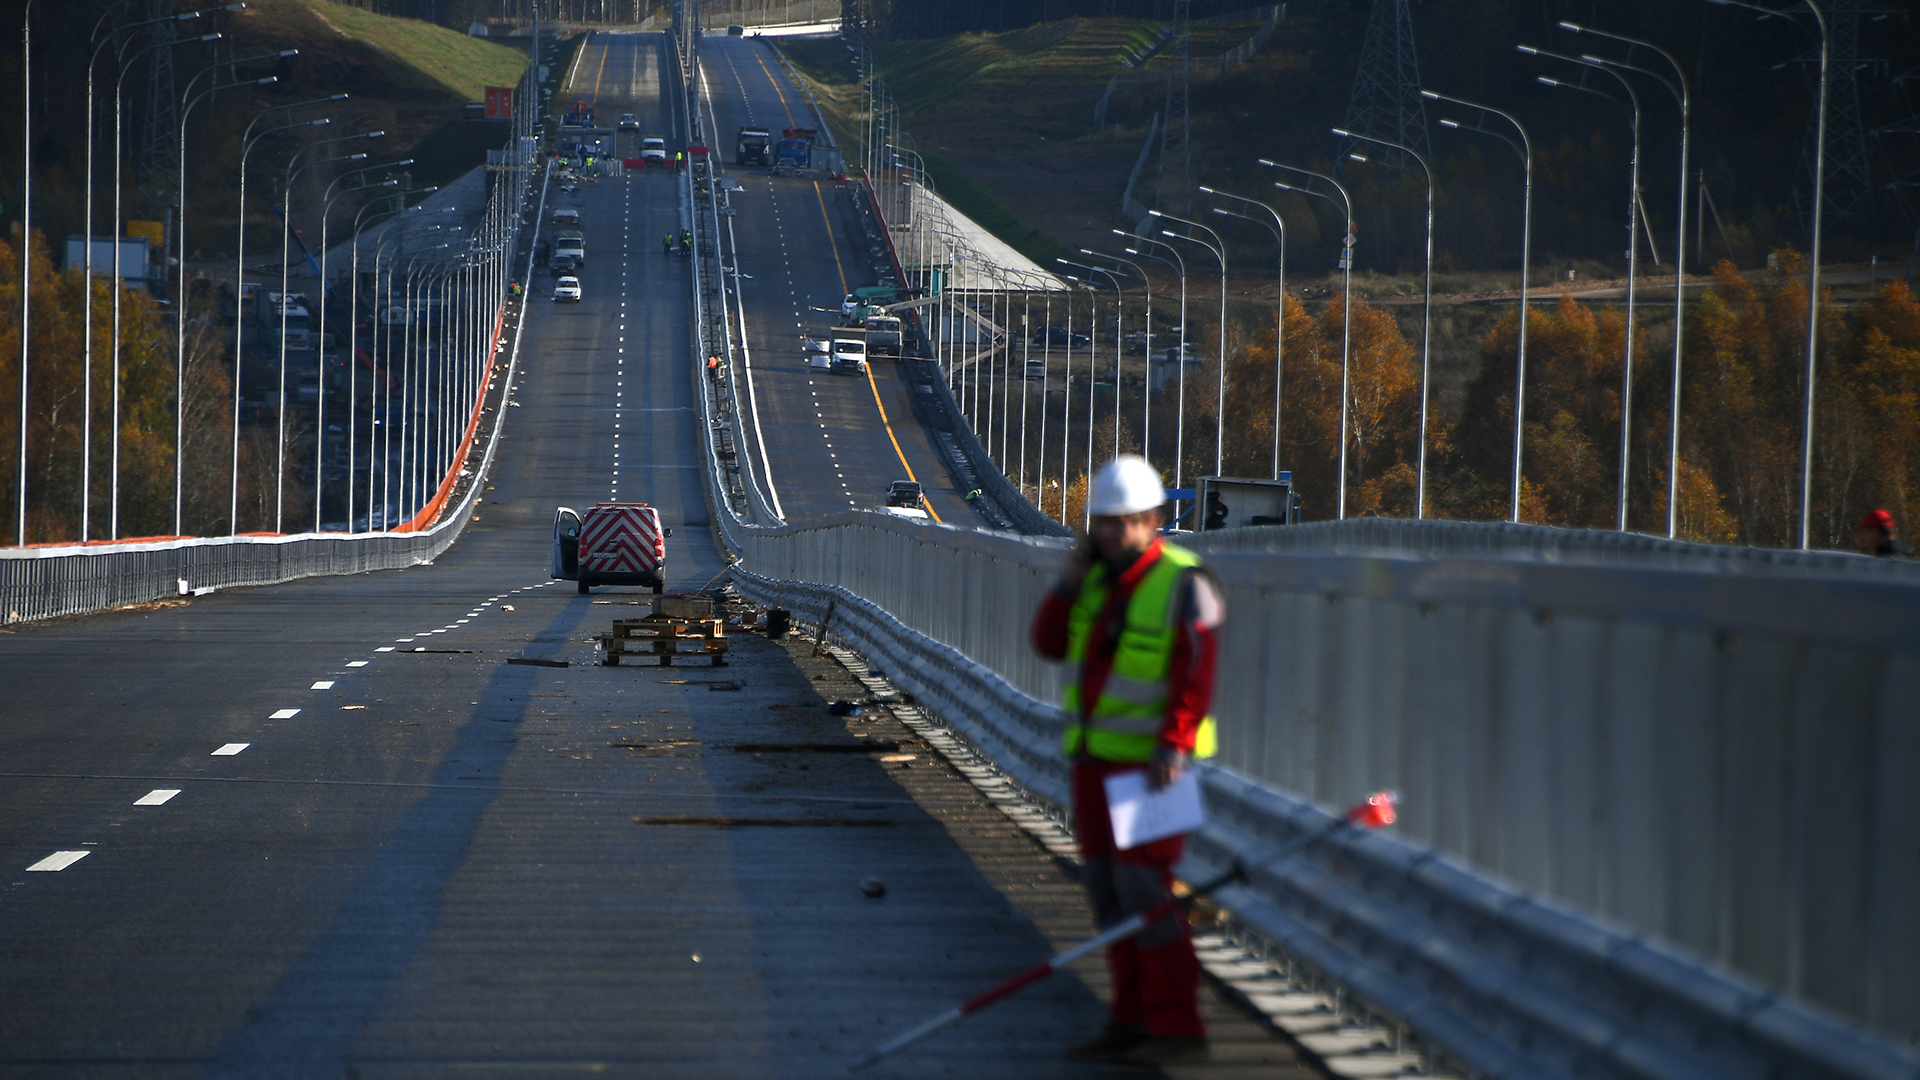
[267,0,528,102]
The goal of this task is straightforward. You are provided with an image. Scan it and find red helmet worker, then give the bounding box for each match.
[1855,509,1912,558]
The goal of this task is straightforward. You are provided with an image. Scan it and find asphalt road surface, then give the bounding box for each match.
[0,31,1329,1080]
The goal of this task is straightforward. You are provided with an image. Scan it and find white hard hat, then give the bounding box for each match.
[1086,455,1165,517]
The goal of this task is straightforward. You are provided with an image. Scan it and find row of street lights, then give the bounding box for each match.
[17,1,537,546]
[854,4,1828,543]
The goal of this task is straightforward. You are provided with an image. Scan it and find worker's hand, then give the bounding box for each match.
[1060,534,1097,590]
[1148,747,1188,791]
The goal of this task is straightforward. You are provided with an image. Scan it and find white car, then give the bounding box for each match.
[554,276,582,302]
[830,337,867,375]
[641,137,667,166]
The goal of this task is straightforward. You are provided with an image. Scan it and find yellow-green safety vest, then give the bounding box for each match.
[1061,543,1218,762]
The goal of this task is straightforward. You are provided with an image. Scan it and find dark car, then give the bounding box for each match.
[549,253,579,276]
[1031,326,1090,349]
[884,481,923,509]
[618,113,639,132]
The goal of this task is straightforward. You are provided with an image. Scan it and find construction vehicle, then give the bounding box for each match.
[736,127,772,166]
[552,503,673,594]
[863,313,903,356]
[563,98,594,127]
[773,136,810,169]
[255,291,314,354]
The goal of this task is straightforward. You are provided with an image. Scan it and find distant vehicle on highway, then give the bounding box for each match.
[831,336,867,375]
[840,286,898,319]
[641,137,667,166]
[884,480,926,513]
[863,313,903,355]
[774,137,810,169]
[1032,326,1090,349]
[553,276,582,302]
[553,503,671,594]
[737,127,772,166]
[618,113,639,132]
[548,253,579,277]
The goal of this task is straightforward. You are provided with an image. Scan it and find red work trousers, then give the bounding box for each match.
[1072,758,1205,1038]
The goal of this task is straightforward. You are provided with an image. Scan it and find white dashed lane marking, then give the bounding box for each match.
[268,709,300,720]
[26,851,90,872]
[311,681,335,690]
[212,743,249,756]
[134,789,181,806]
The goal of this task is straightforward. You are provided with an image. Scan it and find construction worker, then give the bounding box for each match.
[664,231,675,254]
[1856,508,1913,557]
[1030,454,1221,1067]
[680,228,692,254]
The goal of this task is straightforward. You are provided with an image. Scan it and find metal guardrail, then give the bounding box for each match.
[679,45,1915,1077]
[710,514,1920,1080]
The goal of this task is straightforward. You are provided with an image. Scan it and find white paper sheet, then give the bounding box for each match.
[1104,768,1207,849]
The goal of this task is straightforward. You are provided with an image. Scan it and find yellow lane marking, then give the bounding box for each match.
[813,181,850,294]
[751,50,797,129]
[863,365,941,524]
[589,36,609,105]
[811,181,942,524]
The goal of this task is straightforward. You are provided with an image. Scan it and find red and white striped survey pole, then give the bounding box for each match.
[850,790,1401,1072]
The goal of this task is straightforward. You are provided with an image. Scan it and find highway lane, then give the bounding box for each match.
[697,36,979,525]
[0,30,1326,1078]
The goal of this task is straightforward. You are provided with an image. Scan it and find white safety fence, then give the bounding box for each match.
[708,503,1920,1080]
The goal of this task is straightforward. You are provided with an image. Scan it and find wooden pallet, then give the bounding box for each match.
[597,615,728,667]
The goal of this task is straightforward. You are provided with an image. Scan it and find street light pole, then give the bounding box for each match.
[230,106,337,533]
[1523,46,1643,532]
[18,0,30,546]
[1334,130,1436,517]
[1557,22,1690,538]
[1260,160,1355,519]
[1423,90,1533,524]
[1058,257,1125,459]
[1083,247,1154,467]
[82,4,223,541]
[1704,0,1827,547]
[1151,209,1230,480]
[274,134,383,530]
[177,61,287,535]
[1198,186,1286,481]
[1124,235,1188,514]
[314,168,405,530]
[108,30,222,538]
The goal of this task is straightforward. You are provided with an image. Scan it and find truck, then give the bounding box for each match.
[736,127,771,166]
[553,229,585,266]
[830,333,869,376]
[773,137,810,170]
[552,502,672,594]
[1193,475,1301,531]
[255,291,314,353]
[839,286,899,321]
[862,313,903,356]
